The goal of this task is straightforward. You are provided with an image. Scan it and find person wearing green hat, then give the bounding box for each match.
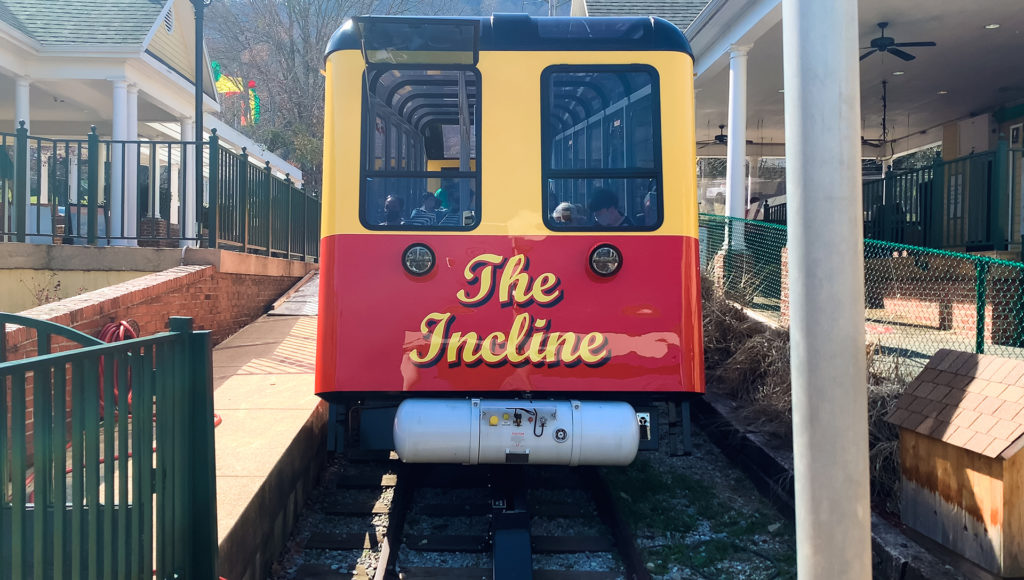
[433,187,449,210]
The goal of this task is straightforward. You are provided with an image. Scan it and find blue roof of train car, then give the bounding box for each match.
[325,14,693,60]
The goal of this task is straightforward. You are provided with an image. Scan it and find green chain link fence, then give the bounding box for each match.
[700,213,1024,375]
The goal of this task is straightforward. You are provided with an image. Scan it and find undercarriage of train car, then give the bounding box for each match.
[324,393,697,465]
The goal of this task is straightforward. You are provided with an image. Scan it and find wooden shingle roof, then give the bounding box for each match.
[582,0,710,31]
[887,349,1024,459]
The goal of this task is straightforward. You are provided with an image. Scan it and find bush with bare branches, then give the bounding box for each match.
[701,274,906,514]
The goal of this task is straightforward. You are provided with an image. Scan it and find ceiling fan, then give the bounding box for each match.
[861,22,936,62]
[697,124,753,149]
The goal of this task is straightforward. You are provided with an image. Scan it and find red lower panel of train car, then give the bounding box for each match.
[316,234,704,394]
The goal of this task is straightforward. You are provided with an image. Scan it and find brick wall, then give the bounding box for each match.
[777,249,1020,344]
[5,265,302,462]
[137,218,181,249]
[882,289,1018,344]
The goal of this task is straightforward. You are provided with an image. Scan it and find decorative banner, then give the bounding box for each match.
[248,81,261,124]
[214,74,244,96]
[211,61,260,125]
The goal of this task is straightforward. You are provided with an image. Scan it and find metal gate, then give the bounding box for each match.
[1,313,217,579]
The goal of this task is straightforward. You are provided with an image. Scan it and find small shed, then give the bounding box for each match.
[887,349,1024,577]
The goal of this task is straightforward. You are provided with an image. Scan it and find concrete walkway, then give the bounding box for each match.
[212,274,326,580]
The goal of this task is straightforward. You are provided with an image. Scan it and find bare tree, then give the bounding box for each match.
[207,0,456,191]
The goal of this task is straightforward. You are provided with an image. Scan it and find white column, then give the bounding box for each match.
[783,0,870,577]
[14,77,29,132]
[40,155,49,205]
[15,78,30,227]
[125,83,139,242]
[725,45,750,221]
[180,117,197,247]
[110,79,128,244]
[169,145,180,221]
[152,142,162,219]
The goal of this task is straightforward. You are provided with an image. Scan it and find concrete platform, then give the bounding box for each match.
[211,278,326,580]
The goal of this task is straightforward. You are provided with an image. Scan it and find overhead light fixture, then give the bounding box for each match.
[985,23,1000,29]
[892,71,905,76]
[778,89,785,93]
[937,90,949,95]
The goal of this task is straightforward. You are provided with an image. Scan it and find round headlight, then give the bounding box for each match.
[589,244,622,277]
[403,243,435,276]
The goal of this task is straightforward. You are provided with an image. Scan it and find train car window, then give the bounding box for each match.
[360,68,480,230]
[542,66,662,230]
[357,18,478,65]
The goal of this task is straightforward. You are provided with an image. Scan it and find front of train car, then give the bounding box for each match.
[318,15,703,466]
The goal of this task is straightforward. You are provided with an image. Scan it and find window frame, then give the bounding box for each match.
[540,64,664,232]
[358,63,482,232]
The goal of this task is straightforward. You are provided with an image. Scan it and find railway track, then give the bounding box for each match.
[287,457,648,580]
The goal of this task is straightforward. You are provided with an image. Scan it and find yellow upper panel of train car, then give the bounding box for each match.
[321,16,697,238]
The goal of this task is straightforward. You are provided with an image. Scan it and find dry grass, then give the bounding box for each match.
[701,274,906,515]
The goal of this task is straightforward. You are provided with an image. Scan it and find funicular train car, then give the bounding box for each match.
[317,14,703,466]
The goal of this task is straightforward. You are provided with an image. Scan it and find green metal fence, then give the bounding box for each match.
[0,123,320,261]
[701,213,1024,372]
[1,314,217,579]
[210,134,320,260]
[858,145,1024,253]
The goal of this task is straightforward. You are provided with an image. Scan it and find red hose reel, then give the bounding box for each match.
[97,320,139,418]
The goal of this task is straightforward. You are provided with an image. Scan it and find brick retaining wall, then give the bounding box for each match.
[774,248,1021,345]
[5,265,303,460]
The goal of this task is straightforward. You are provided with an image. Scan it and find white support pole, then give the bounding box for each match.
[126,83,139,242]
[725,45,750,221]
[110,79,128,245]
[180,117,197,247]
[782,0,871,578]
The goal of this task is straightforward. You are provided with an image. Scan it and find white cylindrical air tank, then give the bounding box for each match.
[393,398,640,466]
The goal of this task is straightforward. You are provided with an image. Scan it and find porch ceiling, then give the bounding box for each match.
[694,0,1024,157]
[0,70,181,138]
